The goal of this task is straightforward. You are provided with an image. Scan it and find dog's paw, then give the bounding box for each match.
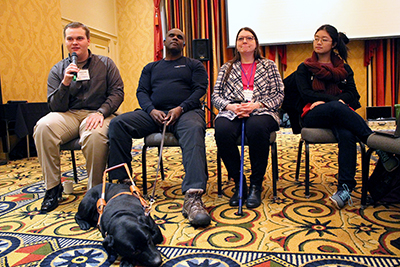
[120,258,136,267]
[76,220,91,230]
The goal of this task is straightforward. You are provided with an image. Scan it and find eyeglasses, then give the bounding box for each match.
[237,36,255,42]
[313,37,332,43]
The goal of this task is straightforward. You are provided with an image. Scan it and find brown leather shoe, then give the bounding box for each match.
[182,191,211,227]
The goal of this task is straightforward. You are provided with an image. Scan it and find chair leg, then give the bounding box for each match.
[142,145,148,196]
[271,141,278,200]
[70,150,78,184]
[295,139,304,181]
[5,122,11,162]
[361,148,374,208]
[296,138,310,197]
[305,142,310,198]
[217,149,222,197]
[26,135,30,160]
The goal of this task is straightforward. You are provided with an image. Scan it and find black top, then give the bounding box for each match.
[137,56,208,113]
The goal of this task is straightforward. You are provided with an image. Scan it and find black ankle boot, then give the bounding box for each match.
[246,185,262,209]
[229,181,248,207]
[41,183,63,214]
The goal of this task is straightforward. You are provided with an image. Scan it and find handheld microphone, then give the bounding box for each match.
[71,52,78,81]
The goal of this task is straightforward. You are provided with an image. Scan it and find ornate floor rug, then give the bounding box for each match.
[0,128,399,266]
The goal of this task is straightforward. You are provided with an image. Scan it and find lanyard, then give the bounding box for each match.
[240,61,256,90]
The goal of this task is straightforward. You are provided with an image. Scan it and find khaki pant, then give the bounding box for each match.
[33,110,114,191]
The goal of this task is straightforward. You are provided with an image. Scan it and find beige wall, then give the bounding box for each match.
[116,0,154,113]
[0,0,153,113]
[0,0,61,103]
[60,0,153,113]
[60,0,118,37]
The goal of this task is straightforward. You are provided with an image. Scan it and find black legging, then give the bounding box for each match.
[214,115,279,188]
[302,101,373,190]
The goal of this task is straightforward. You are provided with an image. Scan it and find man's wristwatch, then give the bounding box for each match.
[179,106,184,113]
[96,111,104,117]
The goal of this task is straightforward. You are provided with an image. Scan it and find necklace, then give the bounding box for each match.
[240,61,256,89]
[242,64,252,75]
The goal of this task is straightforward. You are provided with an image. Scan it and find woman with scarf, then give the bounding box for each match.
[212,27,284,209]
[295,24,396,209]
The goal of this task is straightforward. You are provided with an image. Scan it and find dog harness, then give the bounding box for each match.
[96,163,152,231]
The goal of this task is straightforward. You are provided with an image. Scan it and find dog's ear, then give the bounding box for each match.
[139,215,164,244]
[103,235,117,255]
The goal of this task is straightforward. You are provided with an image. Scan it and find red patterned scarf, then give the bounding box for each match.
[304,52,348,96]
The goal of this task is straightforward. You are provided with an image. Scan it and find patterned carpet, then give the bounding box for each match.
[1,128,400,266]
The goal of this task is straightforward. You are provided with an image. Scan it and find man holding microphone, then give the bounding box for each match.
[34,22,124,213]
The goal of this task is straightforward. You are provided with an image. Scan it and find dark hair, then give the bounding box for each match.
[315,24,349,61]
[223,27,264,84]
[63,22,90,39]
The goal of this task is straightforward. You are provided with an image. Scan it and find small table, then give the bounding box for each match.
[0,102,49,161]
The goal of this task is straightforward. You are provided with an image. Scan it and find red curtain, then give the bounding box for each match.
[163,0,216,126]
[268,45,287,71]
[154,0,163,61]
[376,40,385,106]
[364,40,378,67]
[364,39,400,109]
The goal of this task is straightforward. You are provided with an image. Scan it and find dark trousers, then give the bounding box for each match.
[214,115,279,188]
[108,109,208,193]
[302,101,373,190]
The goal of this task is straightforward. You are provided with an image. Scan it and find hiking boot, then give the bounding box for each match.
[376,149,399,172]
[182,190,211,227]
[329,184,353,209]
[229,181,248,207]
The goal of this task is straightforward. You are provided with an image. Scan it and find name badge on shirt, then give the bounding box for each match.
[76,69,90,81]
[243,89,253,102]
